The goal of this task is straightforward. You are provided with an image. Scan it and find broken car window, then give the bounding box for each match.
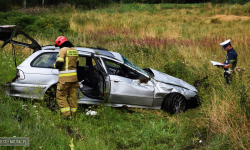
[103,58,146,79]
[122,56,150,77]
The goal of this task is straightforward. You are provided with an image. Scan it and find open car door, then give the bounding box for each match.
[0,25,41,51]
[91,53,111,101]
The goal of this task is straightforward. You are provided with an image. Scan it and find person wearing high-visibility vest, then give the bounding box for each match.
[54,36,79,119]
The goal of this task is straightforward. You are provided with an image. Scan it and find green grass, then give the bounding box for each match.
[0,101,206,150]
[0,80,205,149]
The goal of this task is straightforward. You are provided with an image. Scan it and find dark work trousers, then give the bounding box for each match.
[224,72,231,84]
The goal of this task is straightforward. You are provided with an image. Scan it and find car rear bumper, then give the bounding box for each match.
[5,82,47,99]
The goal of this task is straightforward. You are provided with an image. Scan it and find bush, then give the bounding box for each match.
[15,15,38,30]
[0,11,70,35]
[0,11,26,26]
[34,16,70,33]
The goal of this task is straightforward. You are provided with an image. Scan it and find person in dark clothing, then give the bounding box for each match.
[219,39,237,84]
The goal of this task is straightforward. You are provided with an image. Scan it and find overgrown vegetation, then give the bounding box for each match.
[1,3,250,149]
[0,11,71,35]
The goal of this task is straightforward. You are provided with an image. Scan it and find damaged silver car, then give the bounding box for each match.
[1,25,199,114]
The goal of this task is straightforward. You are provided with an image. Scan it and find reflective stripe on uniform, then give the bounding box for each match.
[61,107,70,112]
[57,57,64,62]
[59,70,76,74]
[71,108,77,112]
[65,57,68,71]
[59,72,77,77]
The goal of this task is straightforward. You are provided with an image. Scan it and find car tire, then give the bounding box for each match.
[162,92,186,114]
[44,86,58,111]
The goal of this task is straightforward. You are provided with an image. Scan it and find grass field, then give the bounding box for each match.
[1,3,250,149]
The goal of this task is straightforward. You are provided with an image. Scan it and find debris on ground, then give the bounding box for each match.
[86,110,97,116]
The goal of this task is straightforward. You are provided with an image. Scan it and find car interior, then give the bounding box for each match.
[77,56,147,99]
[77,56,102,99]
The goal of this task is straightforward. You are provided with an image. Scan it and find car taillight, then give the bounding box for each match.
[17,69,25,80]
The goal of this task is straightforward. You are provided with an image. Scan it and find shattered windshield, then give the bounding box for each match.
[122,56,150,77]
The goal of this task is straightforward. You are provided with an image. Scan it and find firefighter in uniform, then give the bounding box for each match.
[219,39,237,84]
[54,36,79,119]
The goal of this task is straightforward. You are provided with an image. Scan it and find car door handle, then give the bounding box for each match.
[51,69,59,75]
[113,80,120,83]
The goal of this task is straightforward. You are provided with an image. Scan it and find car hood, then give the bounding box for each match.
[149,68,197,92]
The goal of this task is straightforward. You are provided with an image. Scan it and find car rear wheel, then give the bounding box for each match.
[44,86,58,111]
[162,92,186,114]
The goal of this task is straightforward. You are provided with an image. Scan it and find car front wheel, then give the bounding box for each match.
[162,92,186,114]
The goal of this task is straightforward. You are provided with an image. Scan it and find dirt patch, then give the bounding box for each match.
[208,15,250,22]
